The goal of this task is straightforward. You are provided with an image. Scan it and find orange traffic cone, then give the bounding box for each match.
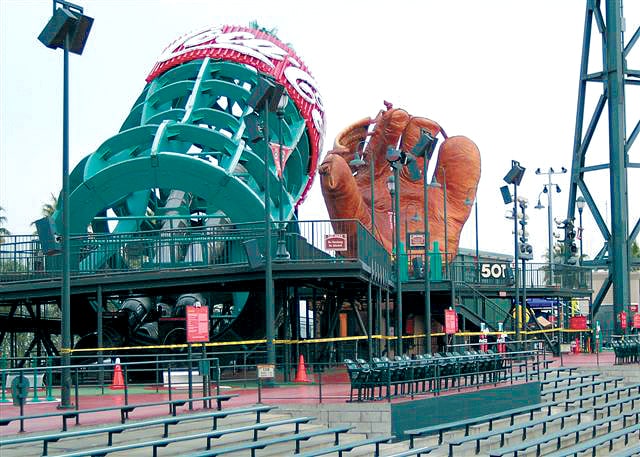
[293,354,311,383]
[110,358,125,390]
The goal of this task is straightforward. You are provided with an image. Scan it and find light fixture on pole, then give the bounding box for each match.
[442,167,449,276]
[412,129,438,354]
[464,190,479,283]
[517,197,533,340]
[350,140,375,235]
[386,147,404,355]
[576,196,586,264]
[38,0,93,410]
[503,160,526,341]
[534,167,567,283]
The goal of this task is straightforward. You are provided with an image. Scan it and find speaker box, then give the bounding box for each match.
[500,185,513,205]
[243,239,264,269]
[38,7,93,55]
[35,217,62,255]
[38,7,77,50]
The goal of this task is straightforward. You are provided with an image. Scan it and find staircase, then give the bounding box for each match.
[454,281,561,355]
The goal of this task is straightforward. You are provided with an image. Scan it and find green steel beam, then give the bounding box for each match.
[606,0,631,333]
[567,0,639,333]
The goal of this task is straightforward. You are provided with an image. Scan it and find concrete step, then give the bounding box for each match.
[226,430,369,456]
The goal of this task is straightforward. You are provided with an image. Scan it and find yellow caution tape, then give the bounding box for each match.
[64,327,593,353]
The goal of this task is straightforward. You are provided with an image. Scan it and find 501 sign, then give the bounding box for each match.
[481,263,508,279]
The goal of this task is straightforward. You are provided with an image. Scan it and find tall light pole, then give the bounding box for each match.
[535,167,567,280]
[576,196,586,264]
[517,197,533,340]
[442,167,449,276]
[386,147,404,355]
[503,160,526,341]
[38,0,93,409]
[412,130,438,354]
[246,78,286,370]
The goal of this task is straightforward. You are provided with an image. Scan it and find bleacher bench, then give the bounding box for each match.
[385,445,439,456]
[54,416,325,457]
[541,377,622,401]
[183,425,355,457]
[543,422,640,457]
[592,392,640,419]
[0,393,236,432]
[540,371,601,388]
[562,382,640,410]
[608,442,640,457]
[447,407,588,456]
[0,405,273,456]
[297,435,395,456]
[488,411,635,456]
[405,401,558,446]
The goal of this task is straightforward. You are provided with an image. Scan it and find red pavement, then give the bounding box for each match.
[547,350,615,367]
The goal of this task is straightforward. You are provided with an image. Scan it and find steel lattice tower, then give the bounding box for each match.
[567,0,639,332]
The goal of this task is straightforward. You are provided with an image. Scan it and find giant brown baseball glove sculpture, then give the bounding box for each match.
[320,104,481,264]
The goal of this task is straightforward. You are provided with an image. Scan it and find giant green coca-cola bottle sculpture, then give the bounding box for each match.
[53,24,325,271]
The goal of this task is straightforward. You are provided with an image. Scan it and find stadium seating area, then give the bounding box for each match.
[344,350,512,402]
[612,336,640,364]
[2,361,639,456]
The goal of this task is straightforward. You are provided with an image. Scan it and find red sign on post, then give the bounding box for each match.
[619,311,628,330]
[633,313,640,329]
[445,309,458,335]
[186,305,209,343]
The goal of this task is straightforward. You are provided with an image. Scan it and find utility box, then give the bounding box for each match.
[11,375,29,406]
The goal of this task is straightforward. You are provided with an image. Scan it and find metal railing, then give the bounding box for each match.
[0,219,392,286]
[1,224,591,294]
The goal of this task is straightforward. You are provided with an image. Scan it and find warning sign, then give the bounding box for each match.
[324,234,348,251]
[186,305,209,343]
[445,309,458,335]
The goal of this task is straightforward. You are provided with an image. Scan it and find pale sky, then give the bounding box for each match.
[1,0,639,263]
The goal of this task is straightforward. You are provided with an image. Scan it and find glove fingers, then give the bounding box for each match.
[430,136,481,260]
[366,108,412,170]
[332,117,373,163]
[320,153,395,251]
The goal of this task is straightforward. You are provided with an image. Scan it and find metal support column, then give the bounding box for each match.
[566,0,638,330]
[60,34,72,409]
[367,280,373,360]
[605,0,630,331]
[263,107,276,368]
[97,286,103,388]
[393,165,403,355]
[513,180,521,341]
